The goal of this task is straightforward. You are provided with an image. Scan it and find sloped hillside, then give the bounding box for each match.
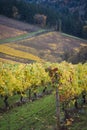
[0,31,87,63]
[0,15,41,39]
[0,15,86,63]
[0,15,44,63]
[0,24,27,40]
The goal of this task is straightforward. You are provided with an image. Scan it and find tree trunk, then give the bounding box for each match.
[82,93,86,104]
[20,95,23,102]
[74,98,78,109]
[56,87,60,130]
[4,95,9,108]
[29,89,31,101]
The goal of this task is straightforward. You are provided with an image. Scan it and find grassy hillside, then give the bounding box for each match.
[0,15,41,40]
[0,15,87,64]
[0,15,45,63]
[0,24,27,40]
[0,15,41,32]
[0,44,43,63]
[0,31,86,63]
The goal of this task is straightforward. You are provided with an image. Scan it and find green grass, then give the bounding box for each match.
[0,94,57,130]
[0,93,87,130]
[0,85,52,108]
[61,32,87,42]
[0,29,46,44]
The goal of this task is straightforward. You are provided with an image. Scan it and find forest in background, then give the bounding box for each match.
[0,0,87,39]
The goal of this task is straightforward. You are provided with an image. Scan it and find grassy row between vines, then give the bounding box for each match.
[0,93,87,130]
[0,94,56,130]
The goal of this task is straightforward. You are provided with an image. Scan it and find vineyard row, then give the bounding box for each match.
[0,61,87,108]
